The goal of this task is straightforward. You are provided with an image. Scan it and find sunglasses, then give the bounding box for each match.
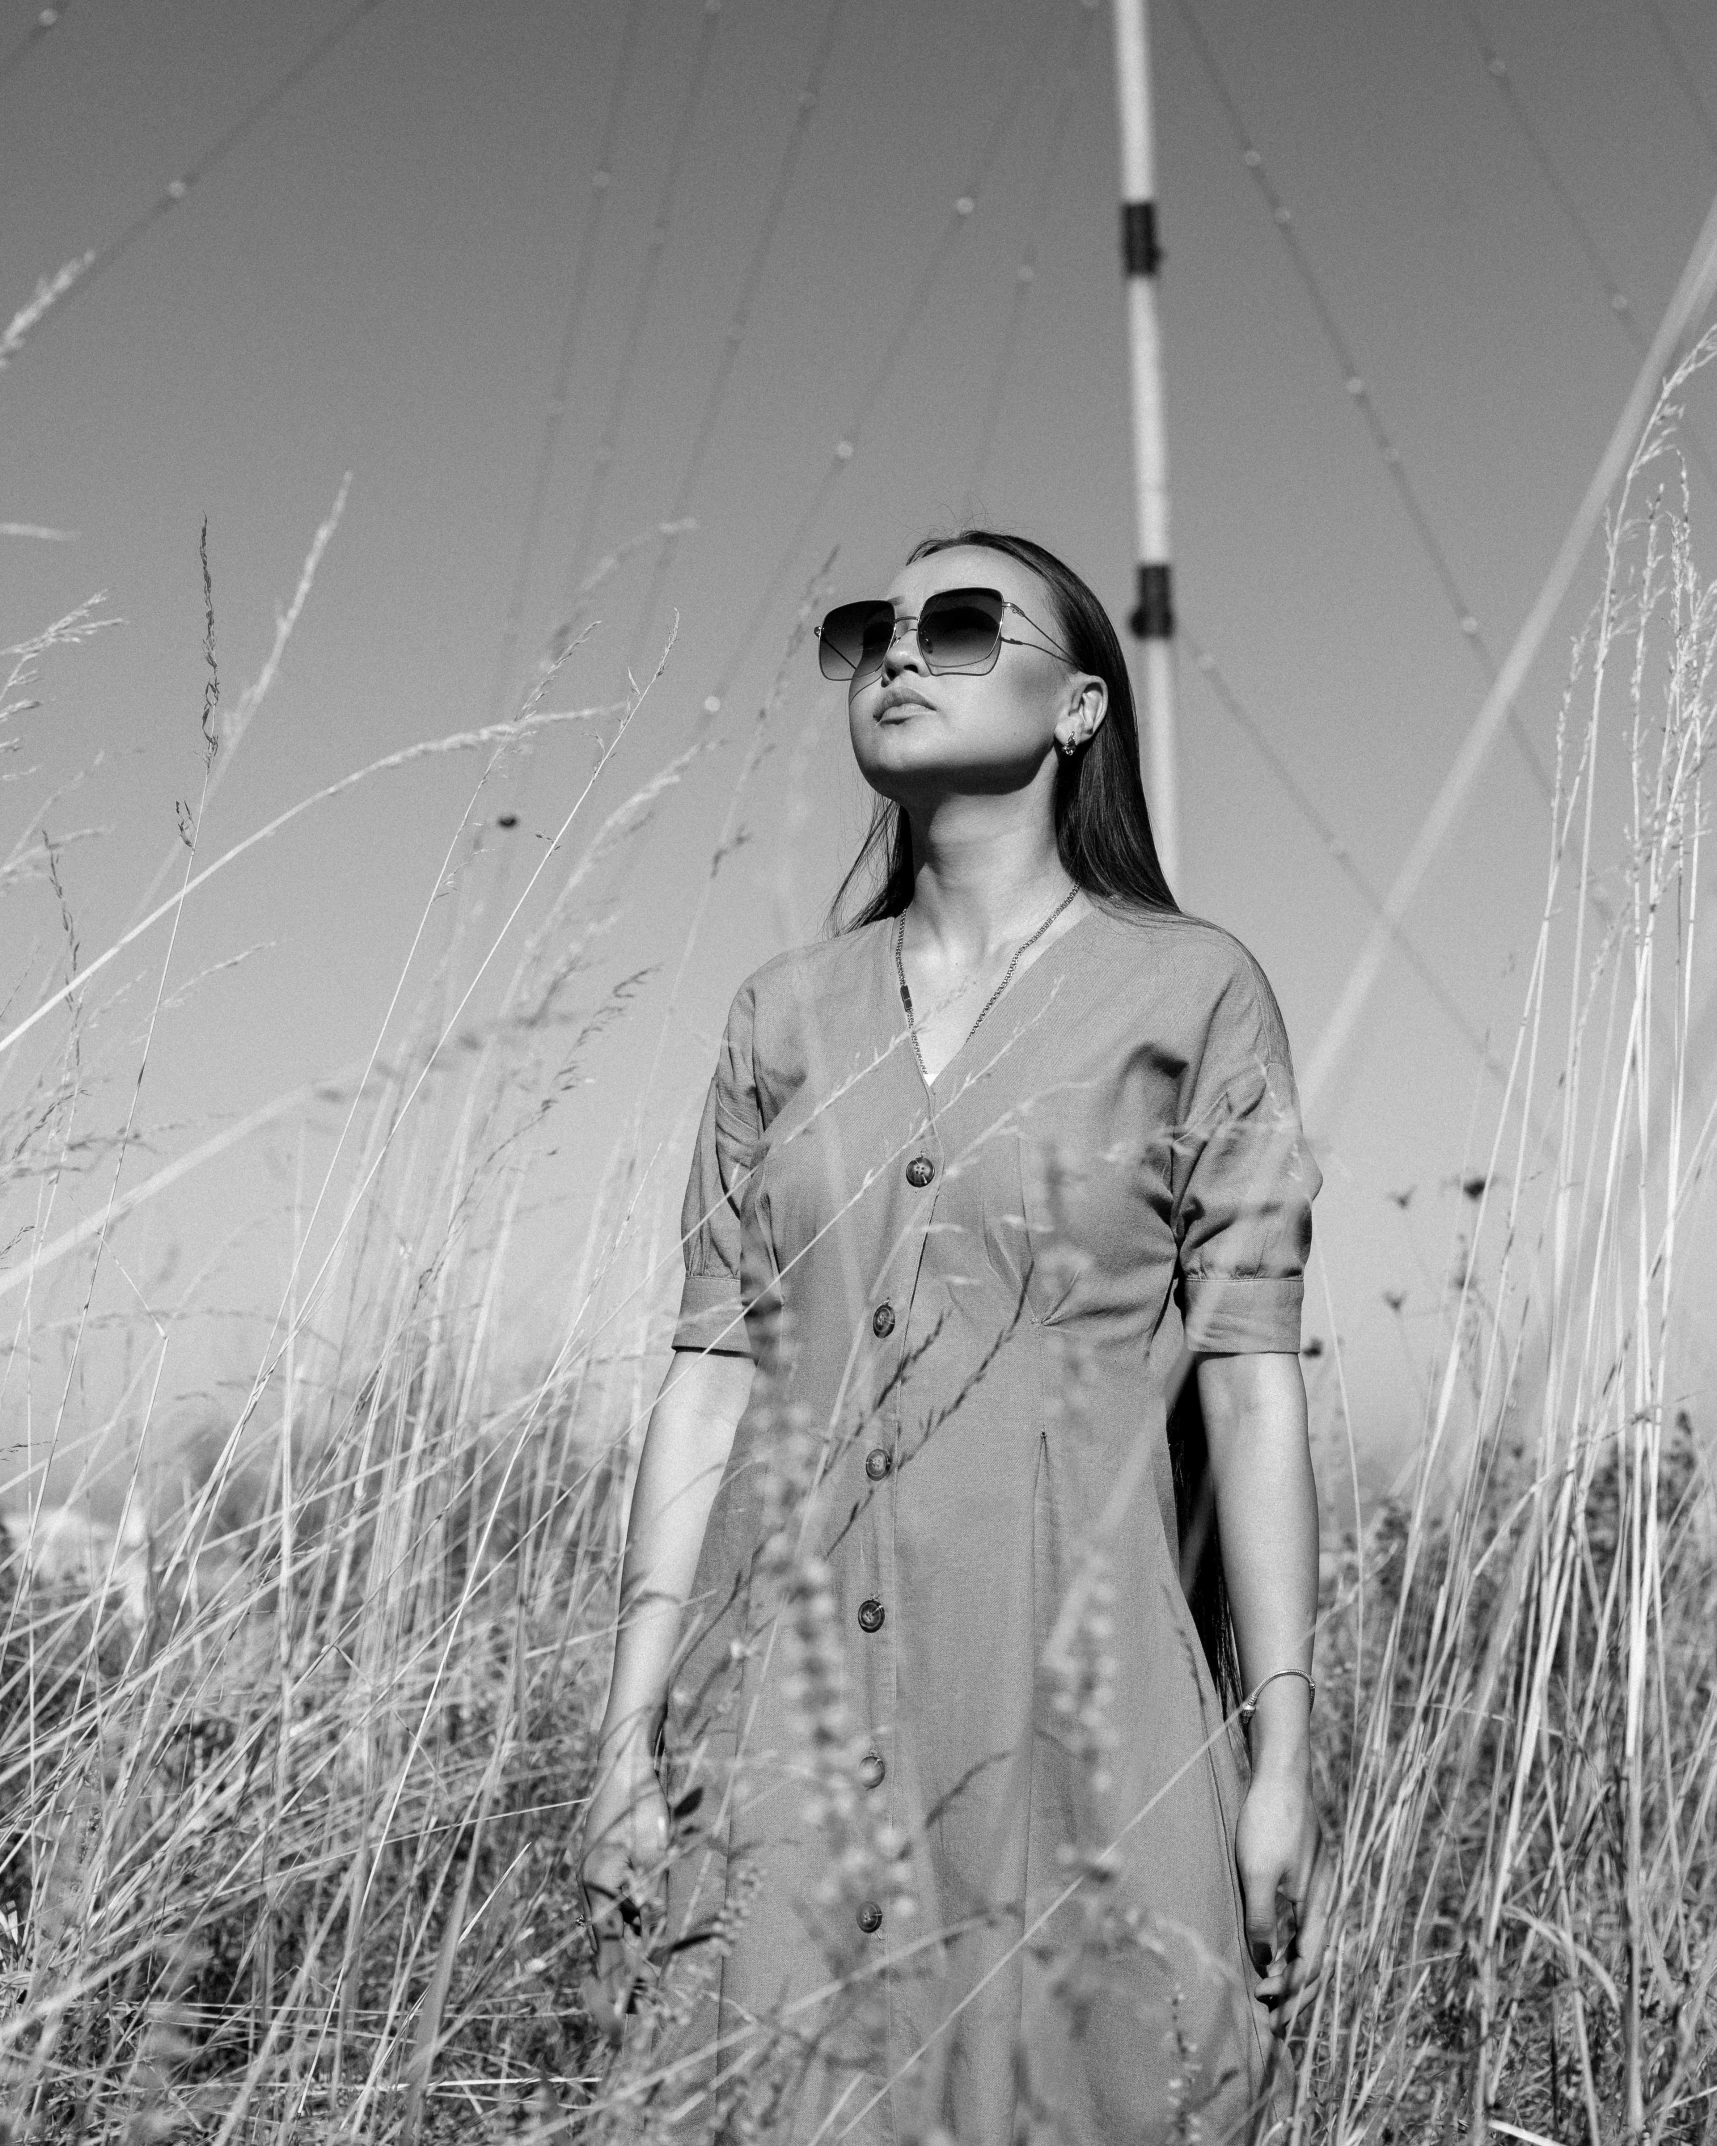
[815,586,1075,686]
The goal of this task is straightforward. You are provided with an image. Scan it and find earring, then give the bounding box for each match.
[1056,735,1077,758]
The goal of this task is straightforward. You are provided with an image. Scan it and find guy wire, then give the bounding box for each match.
[0,0,74,89]
[703,0,1074,720]
[1170,0,1555,804]
[967,0,1097,504]
[1643,0,1717,161]
[1460,1,1716,489]
[557,0,725,621]
[485,0,647,725]
[0,0,390,361]
[622,0,851,686]
[1182,617,1518,1101]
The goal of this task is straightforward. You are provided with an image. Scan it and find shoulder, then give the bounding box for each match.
[1085,903,1294,1063]
[709,926,889,1107]
[723,924,886,1026]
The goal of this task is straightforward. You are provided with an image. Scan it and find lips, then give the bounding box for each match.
[876,688,930,718]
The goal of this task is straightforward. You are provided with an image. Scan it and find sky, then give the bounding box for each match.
[3,0,1716,1500]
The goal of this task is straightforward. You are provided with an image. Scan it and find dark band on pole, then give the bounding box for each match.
[1129,562,1174,641]
[1121,200,1162,278]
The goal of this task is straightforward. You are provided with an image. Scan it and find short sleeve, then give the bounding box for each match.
[672,981,760,1358]
[1173,960,1321,1354]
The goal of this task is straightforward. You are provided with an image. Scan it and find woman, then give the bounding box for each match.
[582,531,1332,2142]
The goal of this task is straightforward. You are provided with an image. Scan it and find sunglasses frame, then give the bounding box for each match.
[815,585,1076,687]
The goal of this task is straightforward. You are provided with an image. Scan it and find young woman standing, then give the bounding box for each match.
[582,531,1332,2142]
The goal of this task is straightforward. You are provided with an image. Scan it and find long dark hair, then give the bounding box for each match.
[826,527,1237,1710]
[826,528,1178,928]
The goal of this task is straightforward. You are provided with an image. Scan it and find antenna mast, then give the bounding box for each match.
[1112,0,1179,891]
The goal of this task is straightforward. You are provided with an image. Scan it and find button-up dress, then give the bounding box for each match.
[659,903,1320,2144]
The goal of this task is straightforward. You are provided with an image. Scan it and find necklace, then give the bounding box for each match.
[895,886,1080,1086]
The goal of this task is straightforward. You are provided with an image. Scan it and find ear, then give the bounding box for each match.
[1054,677,1109,755]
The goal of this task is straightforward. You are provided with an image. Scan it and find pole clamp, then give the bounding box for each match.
[1121,200,1163,278]
[1129,562,1174,641]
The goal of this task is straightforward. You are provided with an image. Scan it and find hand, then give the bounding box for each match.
[1234,1758,1334,2032]
[578,1734,671,2038]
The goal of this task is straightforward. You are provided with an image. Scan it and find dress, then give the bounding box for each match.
[657,903,1321,2145]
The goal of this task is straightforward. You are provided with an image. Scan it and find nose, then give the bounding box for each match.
[878,611,924,681]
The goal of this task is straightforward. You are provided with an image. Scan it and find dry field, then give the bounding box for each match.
[1,368,1715,2142]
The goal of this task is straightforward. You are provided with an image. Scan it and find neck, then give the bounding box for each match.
[901,792,1075,963]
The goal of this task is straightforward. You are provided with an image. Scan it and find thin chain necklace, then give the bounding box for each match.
[895,886,1080,1086]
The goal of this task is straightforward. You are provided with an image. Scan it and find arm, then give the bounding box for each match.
[1197,1348,1332,2026]
[580,1346,754,2002]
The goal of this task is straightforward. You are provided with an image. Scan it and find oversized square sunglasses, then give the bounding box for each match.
[815,586,1075,687]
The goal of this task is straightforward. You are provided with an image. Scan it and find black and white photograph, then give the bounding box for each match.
[2,2,1716,2138]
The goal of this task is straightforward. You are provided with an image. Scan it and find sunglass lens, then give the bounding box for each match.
[918,589,1005,672]
[818,600,894,681]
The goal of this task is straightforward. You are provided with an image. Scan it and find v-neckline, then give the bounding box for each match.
[892,904,1100,1106]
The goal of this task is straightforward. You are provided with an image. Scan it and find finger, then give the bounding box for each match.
[1258,1947,1317,2024]
[1289,1840,1336,1984]
[587,1924,649,2034]
[580,1876,631,1934]
[1256,1899,1312,2001]
[1241,1864,1284,1970]
[1265,1911,1333,2025]
[1256,1953,1291,2004]
[1270,1959,1325,2032]
[1270,1947,1317,2002]
[580,1973,627,2046]
[590,1896,643,1949]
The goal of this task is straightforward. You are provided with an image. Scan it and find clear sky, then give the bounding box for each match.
[3,0,1715,1495]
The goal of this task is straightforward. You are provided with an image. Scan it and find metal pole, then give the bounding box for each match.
[1112,0,1179,892]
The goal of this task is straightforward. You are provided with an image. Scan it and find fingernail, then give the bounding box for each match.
[580,1975,626,2044]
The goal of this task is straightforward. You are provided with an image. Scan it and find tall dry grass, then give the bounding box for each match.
[1291,345,1717,2146]
[0,361,1713,2141]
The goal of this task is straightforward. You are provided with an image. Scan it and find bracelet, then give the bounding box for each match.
[1237,1668,1315,1730]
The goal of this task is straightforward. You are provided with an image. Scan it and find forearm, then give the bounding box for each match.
[598,1349,753,1765]
[1196,1350,1319,1771]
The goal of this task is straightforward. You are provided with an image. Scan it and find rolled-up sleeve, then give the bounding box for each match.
[672,982,760,1358]
[1172,962,1321,1354]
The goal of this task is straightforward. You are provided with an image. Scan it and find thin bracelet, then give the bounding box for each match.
[1237,1668,1316,1730]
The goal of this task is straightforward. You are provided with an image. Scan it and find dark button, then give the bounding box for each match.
[856,1900,883,1934]
[871,1302,895,1337]
[864,1447,892,1482]
[857,1598,886,1634]
[905,1156,935,1188]
[859,1750,887,1789]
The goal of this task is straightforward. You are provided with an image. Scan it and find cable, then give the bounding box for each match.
[0,1,72,89]
[1298,184,1717,1116]
[1181,617,1513,1094]
[1460,4,1717,490]
[702,0,1073,719]
[1168,0,1555,804]
[557,0,724,619]
[1643,0,1717,161]
[484,0,647,724]
[1462,5,1634,326]
[0,0,388,361]
[966,0,1096,503]
[622,0,850,683]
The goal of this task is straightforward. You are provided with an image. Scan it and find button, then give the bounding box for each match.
[857,1598,886,1633]
[859,1750,886,1789]
[856,1901,883,1934]
[905,1156,935,1188]
[864,1447,892,1481]
[871,1303,895,1337]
